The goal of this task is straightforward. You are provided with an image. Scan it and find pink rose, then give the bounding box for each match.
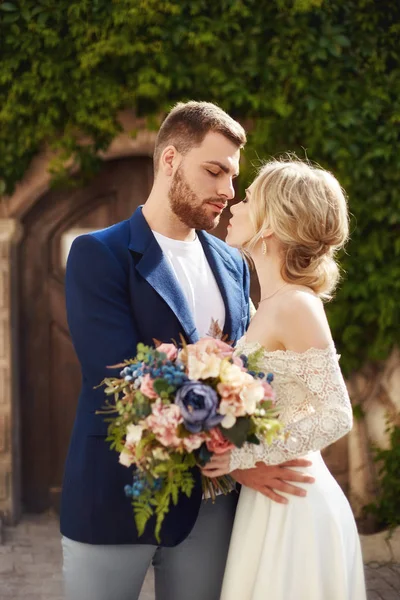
[217,383,247,417]
[140,374,158,399]
[145,401,183,448]
[182,433,205,452]
[206,428,235,455]
[157,343,178,361]
[262,381,275,401]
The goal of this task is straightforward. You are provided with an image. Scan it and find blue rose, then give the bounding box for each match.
[175,382,223,433]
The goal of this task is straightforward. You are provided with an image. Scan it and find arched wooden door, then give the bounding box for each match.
[19,157,154,512]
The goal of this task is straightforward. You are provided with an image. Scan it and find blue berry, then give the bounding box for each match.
[124,485,133,497]
[240,354,249,367]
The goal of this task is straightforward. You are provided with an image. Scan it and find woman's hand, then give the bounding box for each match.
[201,451,232,478]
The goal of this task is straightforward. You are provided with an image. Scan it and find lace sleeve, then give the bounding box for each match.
[229,346,353,470]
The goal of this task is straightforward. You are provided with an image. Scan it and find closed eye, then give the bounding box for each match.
[206,169,219,177]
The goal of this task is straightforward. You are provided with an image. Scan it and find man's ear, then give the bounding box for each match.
[160,145,180,176]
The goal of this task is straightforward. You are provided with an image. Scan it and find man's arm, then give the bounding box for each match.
[202,455,315,503]
[231,460,315,504]
[66,234,138,388]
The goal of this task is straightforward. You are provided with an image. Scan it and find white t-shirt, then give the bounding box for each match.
[152,231,225,337]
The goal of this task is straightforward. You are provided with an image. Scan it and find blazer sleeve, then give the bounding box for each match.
[65,234,139,388]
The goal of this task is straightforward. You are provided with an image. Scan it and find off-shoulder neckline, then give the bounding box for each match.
[236,335,337,358]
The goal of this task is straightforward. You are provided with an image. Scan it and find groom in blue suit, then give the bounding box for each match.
[61,101,313,600]
[61,101,250,600]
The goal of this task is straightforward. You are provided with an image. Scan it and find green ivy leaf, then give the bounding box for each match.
[0,3,18,11]
[1,11,19,22]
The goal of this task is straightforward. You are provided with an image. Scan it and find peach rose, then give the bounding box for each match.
[140,374,158,399]
[206,428,235,455]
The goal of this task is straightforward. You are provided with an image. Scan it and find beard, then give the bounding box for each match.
[168,166,223,231]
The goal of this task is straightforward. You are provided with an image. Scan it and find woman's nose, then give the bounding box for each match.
[230,202,238,215]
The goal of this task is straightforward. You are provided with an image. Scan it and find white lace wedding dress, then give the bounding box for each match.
[220,337,366,600]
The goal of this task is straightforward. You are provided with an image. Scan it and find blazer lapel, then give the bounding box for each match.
[198,231,244,343]
[128,208,198,343]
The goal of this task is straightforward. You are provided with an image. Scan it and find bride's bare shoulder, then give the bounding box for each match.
[275,288,333,353]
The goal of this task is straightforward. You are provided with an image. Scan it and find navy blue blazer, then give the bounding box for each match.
[60,207,251,546]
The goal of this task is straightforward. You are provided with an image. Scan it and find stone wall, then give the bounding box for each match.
[0,219,23,524]
[347,347,400,519]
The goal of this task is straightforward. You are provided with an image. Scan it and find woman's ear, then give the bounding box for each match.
[261,226,274,240]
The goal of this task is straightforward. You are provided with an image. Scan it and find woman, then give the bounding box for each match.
[202,158,366,599]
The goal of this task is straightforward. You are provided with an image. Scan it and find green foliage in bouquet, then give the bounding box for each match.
[1,0,399,373]
[132,454,197,540]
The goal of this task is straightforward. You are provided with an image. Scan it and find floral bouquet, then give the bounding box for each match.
[97,334,283,542]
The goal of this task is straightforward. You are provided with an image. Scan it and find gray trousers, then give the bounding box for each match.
[62,492,238,600]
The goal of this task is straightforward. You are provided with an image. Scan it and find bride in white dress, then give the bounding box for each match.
[202,158,366,600]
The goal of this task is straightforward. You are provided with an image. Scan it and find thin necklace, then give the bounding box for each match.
[259,282,289,304]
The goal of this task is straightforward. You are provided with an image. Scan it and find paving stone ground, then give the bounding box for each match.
[0,512,398,600]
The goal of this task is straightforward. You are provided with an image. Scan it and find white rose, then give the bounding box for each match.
[221,414,237,429]
[201,354,222,379]
[240,383,265,415]
[187,354,206,380]
[152,447,169,461]
[220,362,252,387]
[119,448,135,467]
[126,424,144,445]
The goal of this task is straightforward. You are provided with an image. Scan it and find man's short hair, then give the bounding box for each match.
[153,101,246,173]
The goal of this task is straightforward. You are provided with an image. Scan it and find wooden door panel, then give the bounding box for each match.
[20,157,154,512]
[48,279,68,331]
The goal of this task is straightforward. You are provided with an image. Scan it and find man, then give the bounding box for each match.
[61,101,314,600]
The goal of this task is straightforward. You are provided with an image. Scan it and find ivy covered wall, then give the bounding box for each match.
[0,0,399,373]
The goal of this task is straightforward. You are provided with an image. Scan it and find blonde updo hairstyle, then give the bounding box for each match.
[244,158,349,300]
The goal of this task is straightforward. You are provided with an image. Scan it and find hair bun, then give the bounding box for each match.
[244,157,349,300]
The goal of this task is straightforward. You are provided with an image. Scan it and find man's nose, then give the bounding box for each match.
[218,179,235,200]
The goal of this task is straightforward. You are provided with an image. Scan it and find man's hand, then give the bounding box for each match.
[231,459,315,504]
